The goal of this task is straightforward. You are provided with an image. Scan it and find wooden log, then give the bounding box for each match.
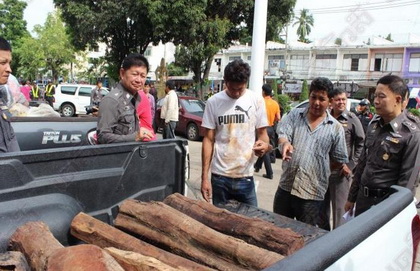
[105,247,182,271]
[0,251,30,271]
[163,193,304,256]
[70,212,212,271]
[8,221,63,271]
[46,244,124,271]
[115,199,284,271]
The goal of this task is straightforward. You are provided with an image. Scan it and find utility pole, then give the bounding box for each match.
[249,0,268,92]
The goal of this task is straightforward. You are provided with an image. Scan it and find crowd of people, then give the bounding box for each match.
[2,35,420,231]
[200,59,420,231]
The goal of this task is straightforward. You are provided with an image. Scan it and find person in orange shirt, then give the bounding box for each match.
[254,84,280,179]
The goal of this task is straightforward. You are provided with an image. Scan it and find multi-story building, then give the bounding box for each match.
[210,38,420,98]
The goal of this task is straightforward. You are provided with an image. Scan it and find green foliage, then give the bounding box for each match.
[0,0,30,72]
[335,38,342,45]
[293,9,314,43]
[167,63,188,77]
[277,94,291,115]
[409,108,420,116]
[13,11,75,81]
[0,0,28,43]
[14,35,45,80]
[299,79,309,102]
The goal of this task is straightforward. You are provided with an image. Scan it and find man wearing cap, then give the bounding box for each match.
[357,98,373,133]
[254,84,280,179]
[345,75,420,216]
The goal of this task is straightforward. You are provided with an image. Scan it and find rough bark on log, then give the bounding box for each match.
[46,244,124,271]
[115,199,284,271]
[163,193,304,255]
[105,247,182,271]
[70,212,212,271]
[8,221,63,271]
[0,251,30,271]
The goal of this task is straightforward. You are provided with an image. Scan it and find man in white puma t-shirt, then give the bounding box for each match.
[201,59,272,207]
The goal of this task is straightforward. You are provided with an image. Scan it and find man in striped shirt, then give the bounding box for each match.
[274,77,348,226]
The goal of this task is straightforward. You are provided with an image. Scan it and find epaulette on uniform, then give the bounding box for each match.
[403,112,419,131]
[370,114,381,122]
[406,112,420,125]
[347,111,357,119]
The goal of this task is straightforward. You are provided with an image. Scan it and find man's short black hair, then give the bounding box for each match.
[310,77,334,96]
[262,84,272,96]
[328,87,346,99]
[121,53,149,72]
[166,80,175,90]
[224,59,251,83]
[377,75,408,102]
[0,37,11,52]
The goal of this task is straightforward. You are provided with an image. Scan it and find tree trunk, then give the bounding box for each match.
[47,244,124,271]
[115,199,284,271]
[104,247,182,271]
[163,193,304,256]
[0,251,30,271]
[70,212,211,271]
[8,221,64,271]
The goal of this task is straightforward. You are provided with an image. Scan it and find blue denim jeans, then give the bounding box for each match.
[211,174,258,207]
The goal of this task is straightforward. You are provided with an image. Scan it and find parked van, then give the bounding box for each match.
[53,84,108,117]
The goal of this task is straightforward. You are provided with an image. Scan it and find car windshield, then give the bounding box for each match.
[181,99,205,113]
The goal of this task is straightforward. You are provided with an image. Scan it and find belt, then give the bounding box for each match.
[212,174,252,181]
[363,186,389,198]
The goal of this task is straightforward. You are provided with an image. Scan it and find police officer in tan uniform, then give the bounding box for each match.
[345,75,420,216]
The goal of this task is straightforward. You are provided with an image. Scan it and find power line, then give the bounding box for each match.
[293,0,420,15]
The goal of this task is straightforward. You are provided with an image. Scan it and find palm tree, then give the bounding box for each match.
[293,9,314,43]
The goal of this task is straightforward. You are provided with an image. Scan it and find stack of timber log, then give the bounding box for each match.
[4,194,304,271]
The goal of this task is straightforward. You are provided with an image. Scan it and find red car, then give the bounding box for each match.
[155,96,206,141]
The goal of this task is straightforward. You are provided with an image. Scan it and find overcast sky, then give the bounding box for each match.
[24,0,420,44]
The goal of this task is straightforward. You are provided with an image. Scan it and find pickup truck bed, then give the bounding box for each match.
[0,141,418,270]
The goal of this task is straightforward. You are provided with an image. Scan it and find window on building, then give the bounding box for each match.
[315,54,337,72]
[144,48,152,56]
[343,54,368,71]
[409,53,420,73]
[229,56,241,61]
[372,53,402,72]
[374,58,382,71]
[247,56,251,61]
[290,55,309,70]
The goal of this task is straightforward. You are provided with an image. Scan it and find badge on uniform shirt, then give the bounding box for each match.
[385,136,399,144]
[2,112,7,120]
[383,153,389,160]
[341,123,348,127]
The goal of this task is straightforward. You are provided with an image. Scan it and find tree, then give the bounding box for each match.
[385,33,393,42]
[0,0,30,72]
[55,0,207,80]
[174,0,296,98]
[13,35,45,80]
[34,12,75,81]
[299,79,308,102]
[293,9,314,43]
[335,38,342,45]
